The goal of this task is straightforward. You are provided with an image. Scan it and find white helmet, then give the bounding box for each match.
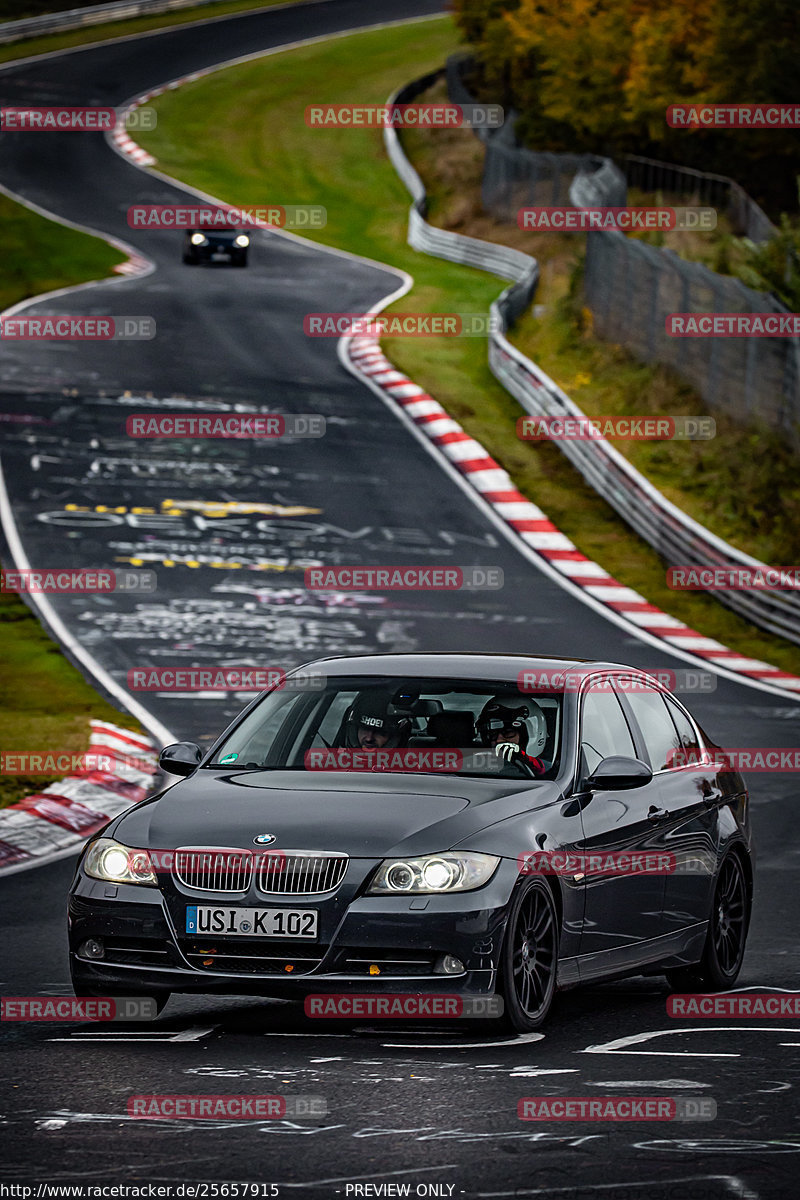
[477,695,548,756]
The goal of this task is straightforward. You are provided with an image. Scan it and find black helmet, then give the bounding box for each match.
[342,691,413,748]
[477,696,548,756]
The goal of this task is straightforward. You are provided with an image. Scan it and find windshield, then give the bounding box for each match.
[208,675,563,780]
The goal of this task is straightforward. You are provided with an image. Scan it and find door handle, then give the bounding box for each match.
[647,806,668,821]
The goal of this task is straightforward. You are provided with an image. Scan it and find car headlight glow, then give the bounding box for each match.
[83,838,157,886]
[234,234,250,247]
[368,852,499,894]
[190,233,208,246]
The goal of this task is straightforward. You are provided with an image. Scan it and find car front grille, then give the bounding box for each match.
[173,848,253,893]
[172,848,348,895]
[257,851,348,895]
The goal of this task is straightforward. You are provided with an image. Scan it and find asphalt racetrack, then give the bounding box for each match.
[0,1,798,1195]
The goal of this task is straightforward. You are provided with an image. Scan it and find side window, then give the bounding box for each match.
[664,696,702,760]
[580,686,636,775]
[315,691,358,746]
[285,691,358,763]
[233,692,309,765]
[625,687,682,771]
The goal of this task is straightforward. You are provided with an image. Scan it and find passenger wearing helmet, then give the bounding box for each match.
[476,697,548,777]
[339,691,413,750]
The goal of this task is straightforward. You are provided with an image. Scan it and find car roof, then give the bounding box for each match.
[292,652,649,681]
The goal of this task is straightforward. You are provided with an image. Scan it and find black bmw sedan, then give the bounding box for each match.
[182,226,249,265]
[67,653,753,1031]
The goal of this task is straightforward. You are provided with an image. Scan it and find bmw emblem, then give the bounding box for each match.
[253,833,276,846]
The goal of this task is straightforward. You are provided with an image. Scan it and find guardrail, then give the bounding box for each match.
[0,0,226,44]
[384,72,800,648]
[624,154,776,245]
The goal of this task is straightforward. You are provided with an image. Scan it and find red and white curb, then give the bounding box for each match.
[346,336,800,696]
[112,83,195,168]
[109,104,158,267]
[111,123,155,167]
[113,250,150,276]
[0,721,159,876]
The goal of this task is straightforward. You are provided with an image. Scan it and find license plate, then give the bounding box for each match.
[185,905,317,938]
[211,252,229,261]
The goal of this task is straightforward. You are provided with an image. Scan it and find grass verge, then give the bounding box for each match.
[135,17,800,678]
[0,196,142,807]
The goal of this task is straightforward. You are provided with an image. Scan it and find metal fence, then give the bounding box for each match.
[446,56,624,216]
[384,70,800,647]
[447,57,776,242]
[483,142,620,220]
[447,54,800,439]
[624,155,776,244]
[580,228,800,431]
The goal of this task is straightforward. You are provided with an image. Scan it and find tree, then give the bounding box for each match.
[503,0,633,148]
[623,0,717,141]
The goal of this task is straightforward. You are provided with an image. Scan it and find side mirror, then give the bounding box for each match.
[159,741,203,776]
[585,755,652,791]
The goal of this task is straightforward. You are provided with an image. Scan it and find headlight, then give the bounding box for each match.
[83,838,157,886]
[190,233,208,246]
[368,852,499,894]
[234,234,250,247]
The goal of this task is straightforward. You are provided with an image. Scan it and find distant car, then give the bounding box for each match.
[182,227,249,266]
[68,654,753,1031]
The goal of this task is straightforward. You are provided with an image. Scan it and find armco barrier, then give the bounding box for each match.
[385,72,800,648]
[0,0,227,44]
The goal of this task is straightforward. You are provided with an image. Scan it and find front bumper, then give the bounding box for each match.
[188,245,245,262]
[67,864,519,1000]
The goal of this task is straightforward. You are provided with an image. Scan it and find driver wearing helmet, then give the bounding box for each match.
[477,697,548,777]
[340,691,413,750]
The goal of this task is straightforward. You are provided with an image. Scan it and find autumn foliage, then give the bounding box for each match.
[452,0,799,209]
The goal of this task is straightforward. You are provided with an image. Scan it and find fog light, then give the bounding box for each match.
[435,954,464,976]
[80,938,105,960]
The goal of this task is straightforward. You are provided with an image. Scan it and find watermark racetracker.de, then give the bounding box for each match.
[125,414,325,438]
[304,566,503,591]
[1,568,156,593]
[0,317,155,339]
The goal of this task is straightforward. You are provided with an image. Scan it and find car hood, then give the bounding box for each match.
[112,769,563,859]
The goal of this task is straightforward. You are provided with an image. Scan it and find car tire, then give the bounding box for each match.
[72,986,171,1016]
[665,850,750,992]
[182,255,196,265]
[496,876,559,1032]
[233,254,248,267]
